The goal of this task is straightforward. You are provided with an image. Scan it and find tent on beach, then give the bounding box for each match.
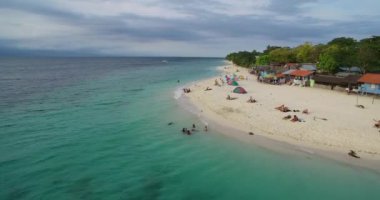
[233,87,247,94]
[228,80,239,86]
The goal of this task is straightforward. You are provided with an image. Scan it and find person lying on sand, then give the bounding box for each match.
[348,150,360,158]
[291,115,299,122]
[356,104,365,109]
[275,104,284,110]
[283,115,292,120]
[205,87,212,91]
[275,104,290,112]
[302,109,309,114]
[247,96,257,103]
[374,119,380,128]
[226,95,237,100]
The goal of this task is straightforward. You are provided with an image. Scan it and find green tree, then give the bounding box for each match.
[310,44,326,63]
[357,36,380,73]
[225,51,258,68]
[268,47,295,63]
[256,55,270,65]
[327,37,357,67]
[263,45,281,54]
[328,37,356,47]
[294,42,314,63]
[318,45,340,73]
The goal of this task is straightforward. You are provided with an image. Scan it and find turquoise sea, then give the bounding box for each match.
[1,57,380,200]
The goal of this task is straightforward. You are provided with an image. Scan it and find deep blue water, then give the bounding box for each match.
[1,57,380,200]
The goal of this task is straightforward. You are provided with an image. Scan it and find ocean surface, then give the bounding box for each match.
[1,57,380,200]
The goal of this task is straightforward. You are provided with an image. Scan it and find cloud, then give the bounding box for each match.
[0,0,379,56]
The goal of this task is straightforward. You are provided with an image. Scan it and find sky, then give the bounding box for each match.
[0,0,380,57]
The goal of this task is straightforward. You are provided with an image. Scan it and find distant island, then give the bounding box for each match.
[226,36,380,73]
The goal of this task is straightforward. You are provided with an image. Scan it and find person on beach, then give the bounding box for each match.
[247,96,257,103]
[182,128,187,133]
[192,124,196,129]
[214,79,221,86]
[275,104,290,112]
[374,120,380,128]
[227,95,231,100]
[348,150,360,158]
[302,109,309,114]
[291,115,299,122]
[187,130,192,135]
[205,87,212,91]
[204,125,208,132]
[183,88,191,93]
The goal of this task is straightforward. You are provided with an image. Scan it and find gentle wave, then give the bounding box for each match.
[173,87,184,99]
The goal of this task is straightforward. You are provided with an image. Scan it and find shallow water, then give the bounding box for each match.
[1,57,380,200]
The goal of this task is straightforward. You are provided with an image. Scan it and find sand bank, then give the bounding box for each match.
[183,64,380,165]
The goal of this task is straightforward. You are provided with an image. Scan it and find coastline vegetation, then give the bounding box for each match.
[226,36,380,73]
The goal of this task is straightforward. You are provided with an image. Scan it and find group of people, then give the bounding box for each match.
[276,105,310,122]
[183,88,191,93]
[283,115,303,122]
[275,104,309,115]
[247,96,257,103]
[181,124,208,135]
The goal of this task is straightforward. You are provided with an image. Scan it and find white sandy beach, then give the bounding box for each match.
[184,64,380,161]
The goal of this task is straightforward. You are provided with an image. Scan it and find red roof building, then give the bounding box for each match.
[358,73,380,84]
[290,70,313,77]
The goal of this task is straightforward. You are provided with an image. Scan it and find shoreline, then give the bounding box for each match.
[176,63,380,171]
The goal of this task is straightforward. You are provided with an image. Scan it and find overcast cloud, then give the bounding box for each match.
[0,0,379,57]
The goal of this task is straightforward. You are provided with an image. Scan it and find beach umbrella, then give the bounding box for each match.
[233,87,247,94]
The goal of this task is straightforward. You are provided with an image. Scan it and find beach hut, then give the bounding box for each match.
[228,80,239,86]
[358,73,380,95]
[233,87,247,94]
[290,70,314,86]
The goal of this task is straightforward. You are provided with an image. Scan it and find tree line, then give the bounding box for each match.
[225,36,380,74]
